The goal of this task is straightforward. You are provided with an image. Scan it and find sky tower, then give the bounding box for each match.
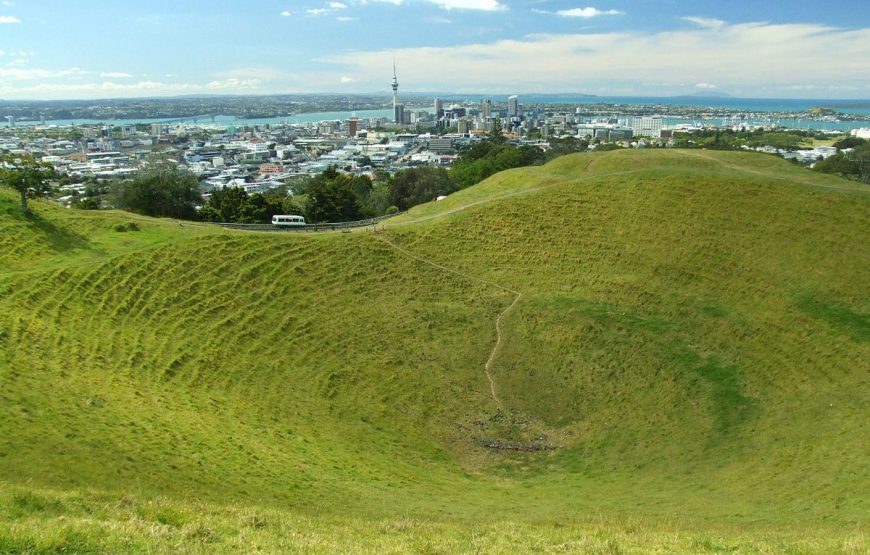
[391,57,402,124]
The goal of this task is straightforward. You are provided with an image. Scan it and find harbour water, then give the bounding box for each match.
[14,97,870,132]
[22,109,396,129]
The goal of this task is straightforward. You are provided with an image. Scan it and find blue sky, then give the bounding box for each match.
[1,0,869,99]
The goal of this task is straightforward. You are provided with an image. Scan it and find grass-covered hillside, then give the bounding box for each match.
[1,149,867,553]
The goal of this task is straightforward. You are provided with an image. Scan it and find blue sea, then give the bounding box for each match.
[491,95,870,115]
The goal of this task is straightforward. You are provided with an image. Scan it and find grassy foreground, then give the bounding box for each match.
[2,485,865,554]
[1,149,867,552]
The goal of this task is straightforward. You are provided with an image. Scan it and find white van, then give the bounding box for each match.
[271,215,306,227]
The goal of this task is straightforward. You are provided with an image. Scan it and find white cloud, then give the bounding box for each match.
[307,1,348,15]
[1,1,15,6]
[316,21,870,96]
[682,16,726,30]
[355,0,499,10]
[556,7,623,18]
[204,78,261,90]
[4,19,870,100]
[336,16,358,21]
[0,76,262,97]
[425,0,505,11]
[0,67,87,80]
[280,10,291,16]
[0,15,21,23]
[100,72,133,78]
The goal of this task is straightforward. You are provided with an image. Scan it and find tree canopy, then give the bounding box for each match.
[113,155,201,219]
[388,167,456,211]
[304,167,366,223]
[199,187,297,224]
[449,139,544,188]
[0,155,56,212]
[814,144,870,183]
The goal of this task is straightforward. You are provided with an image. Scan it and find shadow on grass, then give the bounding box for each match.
[8,207,91,254]
[795,293,869,342]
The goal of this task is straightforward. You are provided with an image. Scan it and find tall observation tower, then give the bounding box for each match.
[391,58,403,124]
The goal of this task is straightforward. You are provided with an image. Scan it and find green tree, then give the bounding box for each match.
[350,175,373,205]
[832,136,866,150]
[545,137,589,161]
[817,144,870,183]
[305,170,364,223]
[814,153,857,177]
[113,155,201,219]
[364,181,392,217]
[202,186,248,222]
[238,193,285,223]
[852,145,870,183]
[74,196,101,210]
[0,155,56,212]
[282,196,305,216]
[449,140,531,188]
[389,167,456,211]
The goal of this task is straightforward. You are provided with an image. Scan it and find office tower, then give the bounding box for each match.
[394,104,405,124]
[630,116,663,138]
[508,95,519,118]
[483,99,492,119]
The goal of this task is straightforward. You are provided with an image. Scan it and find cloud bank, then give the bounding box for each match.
[317,20,870,96]
[2,19,869,99]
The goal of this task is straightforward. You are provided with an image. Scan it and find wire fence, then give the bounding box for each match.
[212,211,404,233]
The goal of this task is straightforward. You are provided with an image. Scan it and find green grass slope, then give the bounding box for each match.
[1,149,867,552]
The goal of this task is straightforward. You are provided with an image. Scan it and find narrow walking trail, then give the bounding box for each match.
[482,292,522,411]
[373,232,521,410]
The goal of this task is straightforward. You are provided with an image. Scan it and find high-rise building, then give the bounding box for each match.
[507,95,519,118]
[391,59,400,124]
[347,116,359,137]
[394,104,405,125]
[630,116,663,138]
[434,98,444,119]
[483,99,492,119]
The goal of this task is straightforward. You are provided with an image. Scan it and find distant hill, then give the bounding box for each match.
[0,150,867,552]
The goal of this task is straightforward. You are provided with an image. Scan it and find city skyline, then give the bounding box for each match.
[1,1,869,100]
